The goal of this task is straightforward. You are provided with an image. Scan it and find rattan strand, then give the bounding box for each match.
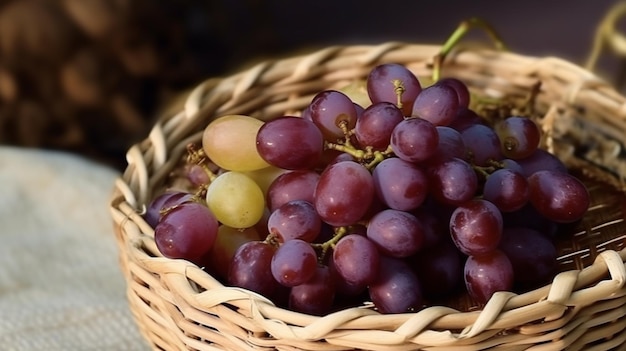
[110,43,626,350]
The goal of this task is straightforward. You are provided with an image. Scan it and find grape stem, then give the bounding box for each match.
[432,17,507,82]
[311,226,348,263]
[186,143,218,182]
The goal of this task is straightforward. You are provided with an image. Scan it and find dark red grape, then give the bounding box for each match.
[314,161,374,226]
[289,265,335,316]
[516,149,567,177]
[372,157,428,211]
[411,83,459,126]
[411,240,463,298]
[460,123,503,166]
[367,63,422,116]
[228,241,279,297]
[436,77,470,108]
[256,116,324,170]
[367,209,425,258]
[309,90,358,141]
[450,199,503,256]
[527,170,590,223]
[483,168,529,212]
[369,256,423,314]
[354,102,404,150]
[154,201,218,262]
[464,250,514,304]
[271,239,318,287]
[267,200,321,243]
[427,157,478,206]
[145,190,193,228]
[332,234,380,286]
[267,170,319,212]
[499,227,557,290]
[495,116,541,160]
[390,117,439,163]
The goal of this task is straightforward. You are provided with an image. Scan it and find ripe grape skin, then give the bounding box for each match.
[202,114,270,171]
[449,107,485,132]
[369,256,423,314]
[256,116,324,170]
[495,116,541,160]
[437,77,470,108]
[449,199,503,256]
[267,200,321,243]
[145,190,193,228]
[308,90,358,141]
[426,157,478,206]
[267,170,319,212]
[332,234,380,287]
[499,227,557,290]
[483,168,529,212]
[203,225,260,279]
[527,170,590,223]
[410,240,463,298]
[289,265,335,316]
[367,209,425,258]
[390,117,439,163]
[354,102,404,150]
[271,239,318,287]
[154,201,219,263]
[426,126,467,163]
[411,83,459,126]
[460,123,503,166]
[314,161,374,226]
[366,63,422,116]
[464,249,514,304]
[372,157,428,211]
[205,171,265,229]
[516,149,567,178]
[228,241,279,298]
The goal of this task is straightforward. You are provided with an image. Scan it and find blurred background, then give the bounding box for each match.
[0,0,623,170]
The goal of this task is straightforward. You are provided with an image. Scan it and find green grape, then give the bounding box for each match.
[206,171,265,228]
[202,114,270,171]
[243,165,289,196]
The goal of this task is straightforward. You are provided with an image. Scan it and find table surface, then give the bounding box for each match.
[0,146,151,351]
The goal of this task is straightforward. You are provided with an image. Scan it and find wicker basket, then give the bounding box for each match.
[110,42,626,350]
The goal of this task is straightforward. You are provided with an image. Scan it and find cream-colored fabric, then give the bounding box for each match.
[0,147,150,351]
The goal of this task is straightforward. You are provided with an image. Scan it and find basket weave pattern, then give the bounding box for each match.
[110,43,626,350]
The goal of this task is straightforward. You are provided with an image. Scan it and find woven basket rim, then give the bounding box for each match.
[110,42,626,350]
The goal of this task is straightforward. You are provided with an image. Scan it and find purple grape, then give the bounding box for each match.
[154,201,218,262]
[369,256,423,314]
[436,77,470,108]
[271,239,318,287]
[267,200,321,243]
[411,83,459,126]
[464,250,514,304]
[267,170,319,212]
[228,241,279,297]
[390,117,439,163]
[516,149,568,177]
[499,227,557,290]
[256,116,324,170]
[411,240,463,298]
[332,234,380,286]
[367,209,425,258]
[308,90,358,141]
[314,161,374,226]
[426,157,478,206]
[366,63,422,116]
[354,102,404,150]
[144,190,193,228]
[483,168,529,212]
[426,126,467,163]
[372,157,428,211]
[527,170,590,223]
[289,265,335,316]
[460,123,503,166]
[449,199,503,256]
[495,116,541,160]
[449,107,485,132]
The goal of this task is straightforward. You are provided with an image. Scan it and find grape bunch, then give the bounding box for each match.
[145,63,591,315]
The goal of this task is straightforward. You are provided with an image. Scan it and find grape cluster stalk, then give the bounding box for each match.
[145,63,591,315]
